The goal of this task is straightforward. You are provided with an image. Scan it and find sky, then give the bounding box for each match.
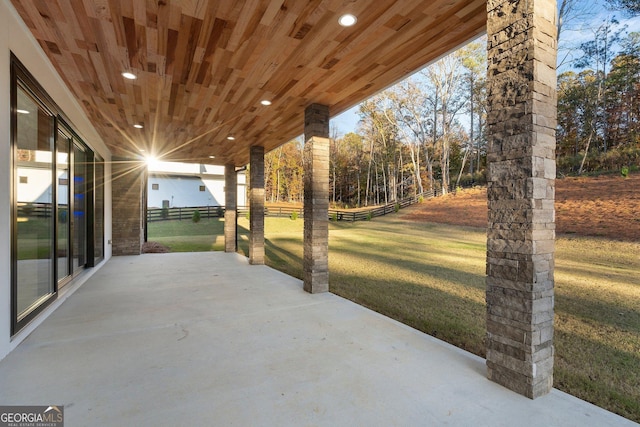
[329,1,640,138]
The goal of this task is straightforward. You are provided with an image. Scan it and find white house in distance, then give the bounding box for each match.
[147,161,247,209]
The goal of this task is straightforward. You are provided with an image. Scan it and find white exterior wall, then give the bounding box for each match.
[148,174,247,208]
[147,163,247,208]
[0,0,113,361]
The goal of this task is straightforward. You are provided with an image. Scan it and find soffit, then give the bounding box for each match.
[11,0,486,165]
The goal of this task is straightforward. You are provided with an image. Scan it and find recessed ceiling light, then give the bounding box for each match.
[338,14,357,27]
[227,136,235,140]
[17,109,30,114]
[260,99,272,106]
[139,149,145,152]
[209,155,216,159]
[122,71,137,80]
[134,124,143,129]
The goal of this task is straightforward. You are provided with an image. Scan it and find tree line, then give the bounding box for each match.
[263,5,639,207]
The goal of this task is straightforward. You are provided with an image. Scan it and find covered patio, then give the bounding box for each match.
[1,0,563,411]
[0,252,634,426]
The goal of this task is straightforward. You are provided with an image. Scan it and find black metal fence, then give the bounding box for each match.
[147,190,436,223]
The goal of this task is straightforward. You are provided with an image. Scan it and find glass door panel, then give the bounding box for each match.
[15,86,55,318]
[94,158,105,264]
[57,130,71,283]
[73,144,87,271]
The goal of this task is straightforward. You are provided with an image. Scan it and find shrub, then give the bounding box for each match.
[418,195,424,203]
[394,203,400,213]
[290,210,298,220]
[331,212,338,222]
[216,206,224,217]
[366,212,372,221]
[192,210,201,223]
[621,166,630,178]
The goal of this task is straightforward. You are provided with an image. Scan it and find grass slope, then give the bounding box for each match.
[148,216,640,422]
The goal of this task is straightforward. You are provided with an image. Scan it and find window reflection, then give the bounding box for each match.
[15,86,55,318]
[57,130,70,282]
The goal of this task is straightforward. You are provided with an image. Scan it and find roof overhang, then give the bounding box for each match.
[11,0,486,165]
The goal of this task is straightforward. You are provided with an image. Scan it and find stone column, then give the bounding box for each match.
[303,104,330,293]
[111,157,146,256]
[224,164,237,253]
[249,146,265,265]
[485,0,558,398]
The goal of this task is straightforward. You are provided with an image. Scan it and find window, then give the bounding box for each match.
[152,183,159,190]
[199,185,206,192]
[12,63,56,330]
[10,53,104,334]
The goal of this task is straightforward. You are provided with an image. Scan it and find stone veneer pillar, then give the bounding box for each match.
[224,164,237,253]
[111,157,146,256]
[249,146,265,265]
[485,0,558,398]
[303,104,330,293]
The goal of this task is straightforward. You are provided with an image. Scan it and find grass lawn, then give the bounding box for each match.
[148,216,640,422]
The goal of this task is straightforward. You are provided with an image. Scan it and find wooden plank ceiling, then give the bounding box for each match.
[11,0,486,166]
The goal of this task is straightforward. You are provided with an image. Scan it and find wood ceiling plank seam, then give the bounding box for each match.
[63,0,91,46]
[29,1,62,49]
[259,0,285,26]
[107,1,127,49]
[45,0,66,24]
[173,15,200,85]
[234,34,272,85]
[253,41,301,90]
[182,0,204,19]
[236,1,271,50]
[181,17,205,89]
[208,49,230,95]
[133,22,148,70]
[83,0,111,19]
[167,1,182,30]
[287,0,325,40]
[227,29,263,72]
[164,28,179,78]
[225,0,264,52]
[190,14,218,85]
[115,0,132,20]
[10,1,37,32]
[70,51,96,93]
[155,1,170,59]
[145,2,158,31]
[214,65,237,99]
[167,82,180,117]
[285,7,336,67]
[87,49,113,99]
[146,26,159,72]
[122,16,138,66]
[455,0,488,19]
[132,0,146,23]
[224,75,246,104]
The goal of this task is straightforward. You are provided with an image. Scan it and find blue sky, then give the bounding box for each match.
[330,1,640,137]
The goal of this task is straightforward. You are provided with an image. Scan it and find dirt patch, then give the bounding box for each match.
[142,241,171,253]
[402,173,640,241]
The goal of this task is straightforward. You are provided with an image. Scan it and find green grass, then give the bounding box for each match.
[148,218,226,252]
[148,216,640,422]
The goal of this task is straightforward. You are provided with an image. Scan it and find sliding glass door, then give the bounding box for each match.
[73,143,87,271]
[11,54,104,334]
[56,129,71,283]
[14,84,56,321]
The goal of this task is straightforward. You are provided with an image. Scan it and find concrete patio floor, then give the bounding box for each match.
[0,252,636,426]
